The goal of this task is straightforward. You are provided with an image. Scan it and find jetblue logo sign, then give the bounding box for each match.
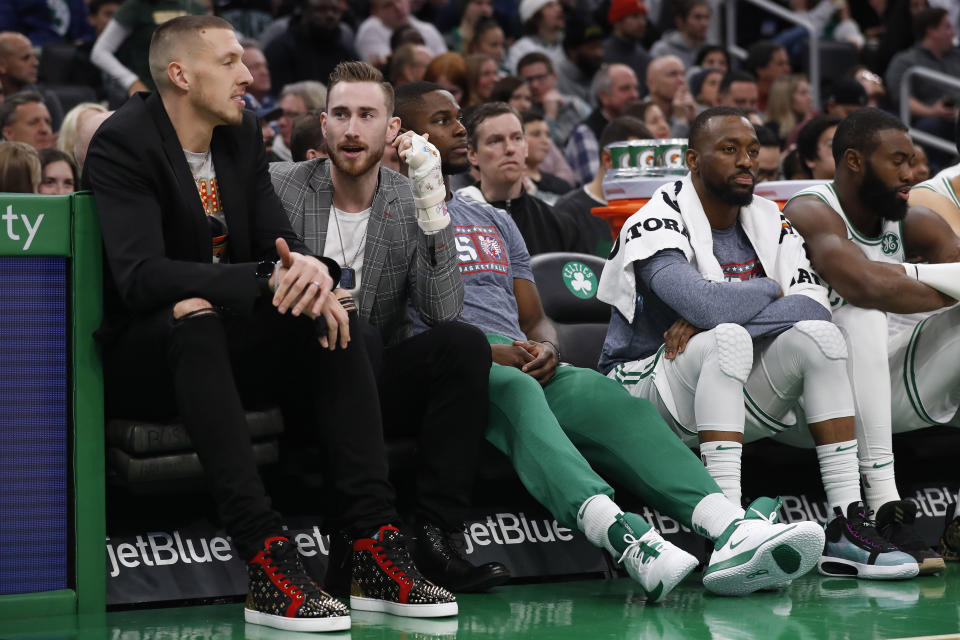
[462,512,575,555]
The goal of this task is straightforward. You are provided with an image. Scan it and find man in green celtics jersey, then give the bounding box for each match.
[784,107,960,575]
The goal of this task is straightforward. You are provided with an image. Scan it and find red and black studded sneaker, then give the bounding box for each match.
[245,536,351,632]
[351,525,458,618]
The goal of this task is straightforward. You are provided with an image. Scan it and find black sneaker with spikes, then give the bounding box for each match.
[351,524,457,618]
[245,536,350,632]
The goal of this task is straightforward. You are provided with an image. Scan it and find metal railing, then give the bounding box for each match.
[723,0,820,107]
[899,66,960,155]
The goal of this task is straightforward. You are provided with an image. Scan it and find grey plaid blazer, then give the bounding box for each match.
[269,159,463,344]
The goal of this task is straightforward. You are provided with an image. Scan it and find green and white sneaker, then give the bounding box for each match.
[703,497,824,596]
[608,514,698,603]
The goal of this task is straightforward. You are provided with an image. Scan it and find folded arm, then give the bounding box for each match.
[637,249,781,329]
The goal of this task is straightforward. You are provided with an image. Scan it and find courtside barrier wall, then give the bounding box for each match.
[0,192,105,619]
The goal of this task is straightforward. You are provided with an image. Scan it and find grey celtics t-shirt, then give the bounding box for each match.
[444,191,535,341]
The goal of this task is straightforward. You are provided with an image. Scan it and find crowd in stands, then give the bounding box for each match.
[0,0,957,202]
[4,0,960,633]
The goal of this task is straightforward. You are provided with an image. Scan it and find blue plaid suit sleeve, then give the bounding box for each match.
[563,124,599,187]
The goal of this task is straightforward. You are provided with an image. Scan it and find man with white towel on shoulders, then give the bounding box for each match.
[597,106,918,581]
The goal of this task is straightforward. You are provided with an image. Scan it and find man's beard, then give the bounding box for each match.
[703,169,755,206]
[194,89,242,127]
[859,162,908,221]
[305,23,341,45]
[443,155,470,176]
[330,143,383,177]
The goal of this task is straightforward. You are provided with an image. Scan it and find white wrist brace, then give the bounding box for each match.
[401,133,449,234]
[902,262,960,299]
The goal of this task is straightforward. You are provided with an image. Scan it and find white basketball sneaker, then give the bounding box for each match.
[703,497,824,596]
[608,514,698,603]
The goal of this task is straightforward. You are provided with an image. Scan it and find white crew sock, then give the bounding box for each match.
[859,454,900,513]
[699,441,743,507]
[816,440,862,512]
[576,494,621,555]
[691,492,746,540]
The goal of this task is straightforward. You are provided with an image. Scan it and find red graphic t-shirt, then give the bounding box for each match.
[184,148,228,262]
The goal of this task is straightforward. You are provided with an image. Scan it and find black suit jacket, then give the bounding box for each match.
[84,92,334,333]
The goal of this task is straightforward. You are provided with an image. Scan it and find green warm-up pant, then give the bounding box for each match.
[484,334,722,532]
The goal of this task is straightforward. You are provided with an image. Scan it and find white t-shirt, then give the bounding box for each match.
[324,205,371,291]
[184,148,228,263]
[355,15,446,63]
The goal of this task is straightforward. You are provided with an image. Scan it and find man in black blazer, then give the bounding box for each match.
[84,15,456,632]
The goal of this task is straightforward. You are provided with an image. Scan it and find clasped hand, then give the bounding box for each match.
[491,340,559,385]
[270,237,350,350]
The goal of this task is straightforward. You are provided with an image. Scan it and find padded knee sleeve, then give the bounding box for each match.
[789,321,855,424]
[793,320,847,361]
[713,323,753,384]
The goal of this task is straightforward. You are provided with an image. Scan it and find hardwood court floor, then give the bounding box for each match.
[2,565,960,640]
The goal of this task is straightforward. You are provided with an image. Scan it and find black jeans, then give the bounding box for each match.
[103,297,399,560]
[364,321,492,530]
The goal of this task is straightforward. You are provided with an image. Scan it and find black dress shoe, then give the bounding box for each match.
[323,530,352,598]
[413,521,511,593]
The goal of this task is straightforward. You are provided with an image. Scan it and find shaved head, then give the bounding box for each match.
[148,15,235,93]
[0,32,30,57]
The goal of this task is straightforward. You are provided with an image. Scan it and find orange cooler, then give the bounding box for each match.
[592,174,830,239]
[591,169,677,239]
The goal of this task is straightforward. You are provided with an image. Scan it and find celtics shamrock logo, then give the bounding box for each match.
[562,261,598,299]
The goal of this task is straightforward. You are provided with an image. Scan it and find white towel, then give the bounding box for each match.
[598,174,828,323]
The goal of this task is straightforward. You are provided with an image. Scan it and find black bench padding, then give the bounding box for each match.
[107,408,285,455]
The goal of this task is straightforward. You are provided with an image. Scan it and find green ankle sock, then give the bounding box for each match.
[607,513,653,555]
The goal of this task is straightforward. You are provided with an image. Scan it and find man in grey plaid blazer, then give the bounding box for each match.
[269,62,508,594]
[270,149,463,345]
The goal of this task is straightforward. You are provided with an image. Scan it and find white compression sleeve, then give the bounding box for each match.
[90,19,139,90]
[832,305,900,510]
[903,262,960,300]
